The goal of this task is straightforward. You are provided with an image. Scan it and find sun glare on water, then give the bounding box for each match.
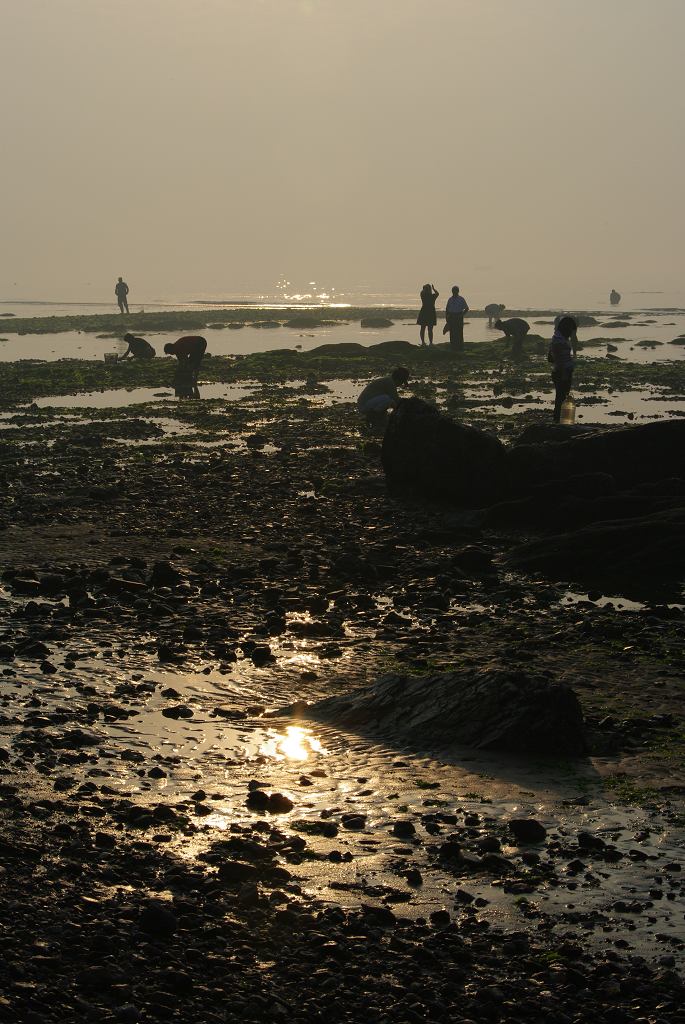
[260,725,326,761]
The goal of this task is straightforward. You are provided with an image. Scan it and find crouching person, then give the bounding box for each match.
[357,367,410,428]
[119,333,155,360]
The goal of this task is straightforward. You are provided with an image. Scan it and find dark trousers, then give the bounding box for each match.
[447,314,464,349]
[118,298,129,314]
[509,334,524,359]
[553,371,572,423]
[187,338,207,372]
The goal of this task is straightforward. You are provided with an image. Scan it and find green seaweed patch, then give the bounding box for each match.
[603,774,661,807]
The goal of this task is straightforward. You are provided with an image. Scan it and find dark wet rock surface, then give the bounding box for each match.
[383,401,685,586]
[1,783,684,1023]
[507,507,685,583]
[286,668,587,756]
[384,400,684,506]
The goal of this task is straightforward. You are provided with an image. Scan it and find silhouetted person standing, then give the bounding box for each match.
[610,288,621,305]
[549,315,577,423]
[417,283,439,346]
[494,317,530,359]
[444,286,469,350]
[115,277,129,314]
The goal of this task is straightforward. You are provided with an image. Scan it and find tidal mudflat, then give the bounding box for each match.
[0,319,683,1023]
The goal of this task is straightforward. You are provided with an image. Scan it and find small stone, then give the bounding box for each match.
[438,840,462,860]
[578,831,606,850]
[251,644,275,666]
[157,644,183,664]
[508,818,547,843]
[218,861,259,884]
[341,813,367,831]
[246,789,270,811]
[476,835,501,853]
[268,792,294,814]
[139,900,177,938]
[161,705,193,719]
[94,832,116,849]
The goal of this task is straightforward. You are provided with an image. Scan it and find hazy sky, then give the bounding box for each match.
[1,0,683,305]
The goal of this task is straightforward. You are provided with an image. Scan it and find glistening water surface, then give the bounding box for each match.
[2,311,685,362]
[1,643,683,970]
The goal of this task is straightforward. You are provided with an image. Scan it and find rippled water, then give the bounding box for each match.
[2,310,684,363]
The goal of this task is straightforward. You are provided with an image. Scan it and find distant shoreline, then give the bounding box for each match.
[0,305,669,337]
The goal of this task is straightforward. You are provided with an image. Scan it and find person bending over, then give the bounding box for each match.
[357,367,410,426]
[118,333,155,360]
[164,335,208,374]
[549,315,577,423]
[484,303,506,327]
[494,317,530,359]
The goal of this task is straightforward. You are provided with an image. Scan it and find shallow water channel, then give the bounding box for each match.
[1,640,683,971]
[2,309,685,362]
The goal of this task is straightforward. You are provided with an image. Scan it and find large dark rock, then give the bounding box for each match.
[383,401,685,506]
[286,316,336,328]
[369,339,415,355]
[289,667,587,757]
[484,490,682,531]
[360,316,394,328]
[382,398,506,505]
[507,419,685,495]
[308,342,366,357]
[506,506,685,583]
[382,402,685,587]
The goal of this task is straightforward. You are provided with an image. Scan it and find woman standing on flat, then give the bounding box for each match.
[549,315,577,422]
[417,283,439,346]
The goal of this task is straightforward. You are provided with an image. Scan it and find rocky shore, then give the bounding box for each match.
[0,332,683,1021]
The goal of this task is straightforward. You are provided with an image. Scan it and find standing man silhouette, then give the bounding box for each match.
[115,277,130,314]
[444,285,469,350]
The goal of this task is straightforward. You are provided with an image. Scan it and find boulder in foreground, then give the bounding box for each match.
[506,506,685,583]
[382,399,685,505]
[291,668,587,757]
[382,398,506,505]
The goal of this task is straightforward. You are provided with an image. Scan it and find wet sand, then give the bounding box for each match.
[0,327,683,1021]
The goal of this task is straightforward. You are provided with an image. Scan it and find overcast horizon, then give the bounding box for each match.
[2,0,683,306]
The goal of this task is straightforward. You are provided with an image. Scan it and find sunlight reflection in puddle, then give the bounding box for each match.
[259,725,327,761]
